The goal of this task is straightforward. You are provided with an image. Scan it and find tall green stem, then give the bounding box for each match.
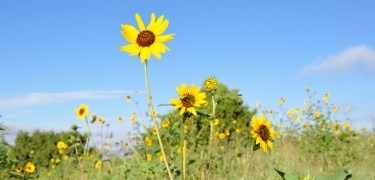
[143,62,173,180]
[205,94,216,179]
[241,150,255,180]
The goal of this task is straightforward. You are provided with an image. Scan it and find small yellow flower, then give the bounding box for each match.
[119,13,175,62]
[255,101,261,108]
[315,111,321,118]
[219,146,225,151]
[124,142,130,148]
[145,137,152,146]
[75,104,89,120]
[58,149,64,155]
[78,156,83,161]
[57,141,67,150]
[118,116,123,123]
[125,95,131,102]
[162,119,170,128]
[278,98,286,105]
[63,155,69,160]
[224,129,230,136]
[16,166,22,173]
[213,119,219,126]
[151,128,157,135]
[50,158,55,163]
[130,112,137,123]
[288,109,294,117]
[95,160,102,169]
[25,162,35,173]
[146,153,152,161]
[98,117,105,124]
[235,128,240,134]
[345,106,351,112]
[218,133,225,139]
[159,155,165,162]
[332,105,338,111]
[250,114,276,153]
[151,109,157,118]
[343,121,350,129]
[295,107,301,113]
[51,164,56,169]
[55,158,61,164]
[304,99,309,105]
[169,83,207,116]
[204,76,218,91]
[323,96,329,103]
[232,120,237,125]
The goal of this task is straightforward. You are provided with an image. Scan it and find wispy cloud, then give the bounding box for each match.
[298,45,375,77]
[0,90,144,108]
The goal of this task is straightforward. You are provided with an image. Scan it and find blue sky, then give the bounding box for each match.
[1,1,375,143]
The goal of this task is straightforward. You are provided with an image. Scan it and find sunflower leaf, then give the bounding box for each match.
[253,143,260,151]
[274,168,299,180]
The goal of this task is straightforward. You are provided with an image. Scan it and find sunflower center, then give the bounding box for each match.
[79,108,85,115]
[137,30,156,47]
[259,125,271,141]
[181,94,195,108]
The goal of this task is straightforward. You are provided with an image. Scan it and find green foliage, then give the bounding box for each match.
[11,130,86,168]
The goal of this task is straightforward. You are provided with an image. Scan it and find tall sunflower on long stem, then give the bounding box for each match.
[120,13,174,179]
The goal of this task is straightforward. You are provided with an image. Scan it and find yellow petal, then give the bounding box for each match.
[266,121,272,128]
[188,107,197,116]
[140,47,151,62]
[121,24,139,43]
[154,19,169,36]
[119,44,141,56]
[146,13,156,29]
[149,15,164,32]
[156,34,175,43]
[149,45,162,59]
[135,13,145,31]
[152,42,170,53]
[267,140,273,149]
[179,107,186,115]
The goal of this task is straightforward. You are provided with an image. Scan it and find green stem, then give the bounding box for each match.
[205,93,216,179]
[143,62,173,180]
[241,150,255,180]
[180,116,187,180]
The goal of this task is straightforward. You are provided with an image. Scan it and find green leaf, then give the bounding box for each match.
[253,143,260,151]
[274,168,299,180]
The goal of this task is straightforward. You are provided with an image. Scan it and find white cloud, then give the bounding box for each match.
[299,45,375,77]
[0,90,144,108]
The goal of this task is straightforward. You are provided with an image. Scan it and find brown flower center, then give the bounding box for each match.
[181,95,195,108]
[79,108,85,115]
[136,30,155,47]
[258,125,270,141]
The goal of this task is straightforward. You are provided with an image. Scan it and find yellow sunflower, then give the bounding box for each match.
[169,83,207,116]
[203,76,218,91]
[75,104,89,120]
[16,166,22,173]
[120,13,175,63]
[25,162,35,173]
[98,117,105,124]
[250,114,276,153]
[95,160,102,169]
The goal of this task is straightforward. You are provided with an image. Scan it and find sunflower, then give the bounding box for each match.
[25,162,35,173]
[120,13,175,63]
[57,141,68,150]
[95,160,102,169]
[16,166,22,173]
[203,76,218,91]
[250,114,276,153]
[162,119,170,128]
[75,104,89,120]
[98,117,105,124]
[169,83,207,116]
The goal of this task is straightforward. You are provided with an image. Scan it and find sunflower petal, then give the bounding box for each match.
[119,44,141,56]
[146,13,156,29]
[154,19,169,36]
[121,24,139,43]
[149,44,162,59]
[152,42,170,53]
[135,13,145,31]
[156,34,175,43]
[149,15,164,32]
[140,47,151,62]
